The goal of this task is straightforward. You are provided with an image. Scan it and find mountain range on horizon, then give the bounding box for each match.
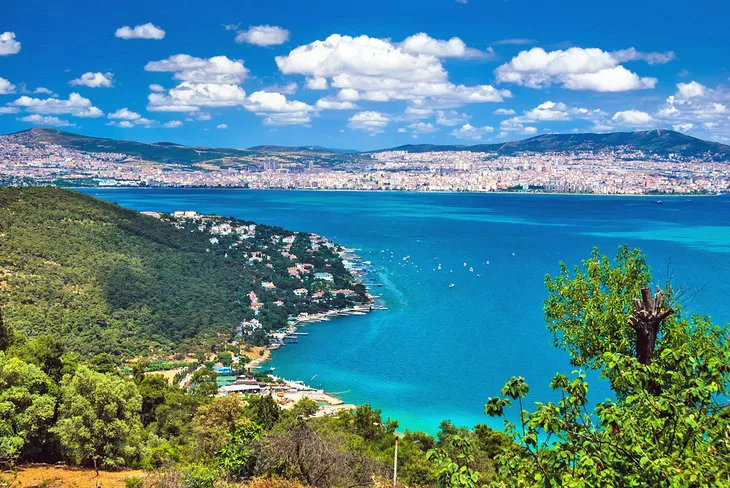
[4,127,730,165]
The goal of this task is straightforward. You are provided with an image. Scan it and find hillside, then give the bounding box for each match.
[379,129,730,159]
[6,128,257,164]
[0,187,365,356]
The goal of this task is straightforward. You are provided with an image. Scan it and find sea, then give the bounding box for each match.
[79,188,730,433]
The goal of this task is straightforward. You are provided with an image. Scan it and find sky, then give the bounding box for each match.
[1,0,729,150]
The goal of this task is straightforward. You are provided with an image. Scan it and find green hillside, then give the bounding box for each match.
[0,187,365,356]
[380,129,730,158]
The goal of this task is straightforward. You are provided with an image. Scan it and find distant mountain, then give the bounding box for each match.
[246,144,359,154]
[378,130,730,159]
[6,128,259,164]
[3,128,362,167]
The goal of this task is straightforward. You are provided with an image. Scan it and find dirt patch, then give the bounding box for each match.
[0,464,147,487]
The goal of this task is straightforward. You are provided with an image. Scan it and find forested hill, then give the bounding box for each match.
[379,129,730,158]
[0,187,365,356]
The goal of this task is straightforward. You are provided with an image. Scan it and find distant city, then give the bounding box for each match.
[2,128,730,195]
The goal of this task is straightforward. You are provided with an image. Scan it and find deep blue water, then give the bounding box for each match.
[79,189,730,433]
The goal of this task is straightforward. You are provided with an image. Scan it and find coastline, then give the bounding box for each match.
[75,186,722,198]
[245,245,385,413]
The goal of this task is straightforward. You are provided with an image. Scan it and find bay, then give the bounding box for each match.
[79,188,730,433]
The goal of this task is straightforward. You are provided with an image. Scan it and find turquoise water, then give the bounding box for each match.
[80,189,730,433]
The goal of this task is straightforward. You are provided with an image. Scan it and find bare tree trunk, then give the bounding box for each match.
[629,287,674,394]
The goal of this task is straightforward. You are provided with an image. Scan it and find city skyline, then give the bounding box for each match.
[1,0,729,150]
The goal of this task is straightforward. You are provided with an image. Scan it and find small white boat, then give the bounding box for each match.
[449,283,455,288]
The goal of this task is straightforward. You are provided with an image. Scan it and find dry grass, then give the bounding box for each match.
[0,464,147,488]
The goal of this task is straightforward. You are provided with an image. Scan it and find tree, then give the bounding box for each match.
[0,352,57,466]
[245,395,280,430]
[52,365,143,470]
[0,309,10,352]
[188,367,218,397]
[192,394,249,456]
[216,421,262,479]
[484,248,730,486]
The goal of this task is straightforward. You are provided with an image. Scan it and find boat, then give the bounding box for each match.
[652,200,664,205]
[449,283,455,288]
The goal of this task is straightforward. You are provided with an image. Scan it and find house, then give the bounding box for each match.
[332,289,356,297]
[220,383,262,395]
[293,288,308,297]
[261,281,277,289]
[314,272,334,282]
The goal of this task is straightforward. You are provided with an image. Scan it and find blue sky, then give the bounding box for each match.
[1,0,729,150]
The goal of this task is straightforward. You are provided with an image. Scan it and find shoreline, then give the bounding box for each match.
[245,246,385,413]
[74,186,722,198]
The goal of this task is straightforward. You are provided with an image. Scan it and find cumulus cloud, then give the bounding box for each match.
[348,111,389,133]
[33,87,54,95]
[145,54,248,84]
[0,107,19,114]
[276,34,509,108]
[115,23,165,40]
[653,81,730,138]
[149,84,165,92]
[306,77,329,90]
[163,120,183,128]
[451,123,494,140]
[315,98,357,110]
[70,72,114,88]
[217,123,228,129]
[235,25,289,46]
[11,92,103,117]
[400,33,486,59]
[145,54,249,112]
[612,110,653,126]
[0,77,16,94]
[107,107,153,127]
[499,101,608,133]
[495,47,660,92]
[407,121,438,133]
[244,90,315,125]
[494,108,516,115]
[611,47,676,65]
[0,32,21,55]
[148,82,247,112]
[18,114,75,127]
[435,110,470,126]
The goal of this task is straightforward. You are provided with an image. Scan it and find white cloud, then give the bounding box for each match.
[148,82,247,112]
[676,81,706,98]
[107,108,153,127]
[11,93,103,117]
[145,54,248,84]
[611,47,676,65]
[306,77,329,90]
[408,122,438,133]
[435,110,469,126]
[0,77,16,94]
[612,110,653,126]
[266,82,298,95]
[400,33,485,59]
[315,98,357,110]
[115,23,165,40]
[149,84,165,92]
[348,110,389,133]
[672,122,694,132]
[276,34,509,107]
[244,90,315,125]
[217,123,228,129]
[494,38,535,46]
[495,47,658,92]
[235,25,289,46]
[146,54,249,112]
[18,114,74,127]
[494,108,516,115]
[0,32,21,55]
[163,120,183,128]
[70,72,114,88]
[108,107,142,120]
[0,107,19,114]
[562,66,656,92]
[451,123,494,140]
[33,87,54,95]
